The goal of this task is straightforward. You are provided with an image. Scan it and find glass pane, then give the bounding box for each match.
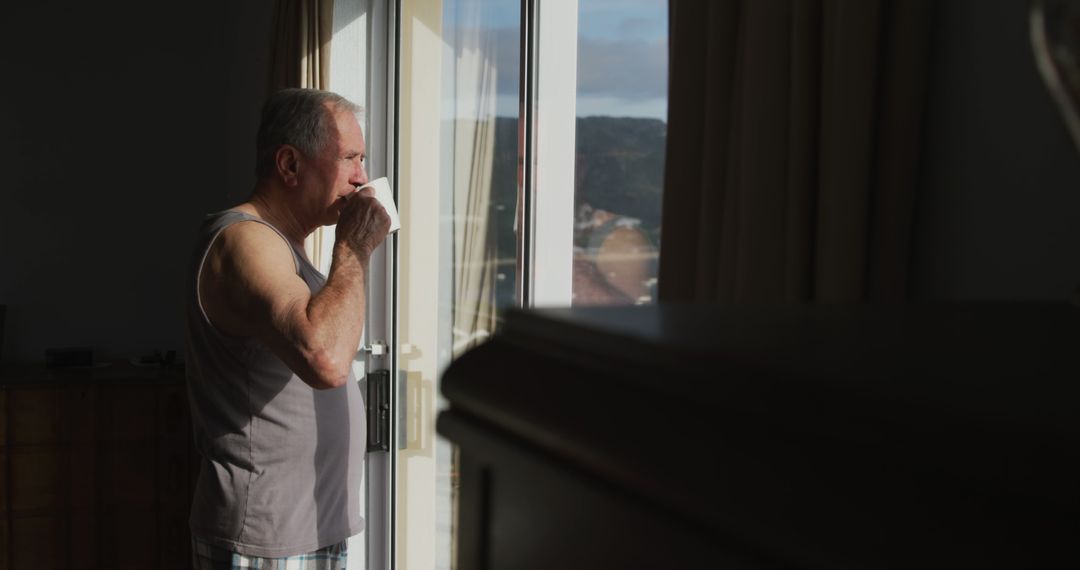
[572,0,668,306]
[325,1,389,566]
[444,0,524,343]
[396,0,521,568]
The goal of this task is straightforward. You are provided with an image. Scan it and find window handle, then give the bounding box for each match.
[359,340,388,358]
[366,369,391,452]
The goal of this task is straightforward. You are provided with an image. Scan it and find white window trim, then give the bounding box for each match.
[330,1,396,569]
[526,0,578,308]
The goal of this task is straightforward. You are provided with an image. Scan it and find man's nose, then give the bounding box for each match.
[353,163,369,186]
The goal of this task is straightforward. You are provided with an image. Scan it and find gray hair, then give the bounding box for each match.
[255,88,363,179]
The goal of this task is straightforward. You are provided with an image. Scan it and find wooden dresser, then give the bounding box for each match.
[0,362,194,569]
[439,304,1080,569]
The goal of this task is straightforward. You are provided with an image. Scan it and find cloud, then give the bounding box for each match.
[576,37,667,100]
[575,95,666,119]
[450,27,668,103]
[490,27,522,98]
[617,17,658,38]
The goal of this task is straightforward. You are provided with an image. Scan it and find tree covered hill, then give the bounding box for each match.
[491,116,666,234]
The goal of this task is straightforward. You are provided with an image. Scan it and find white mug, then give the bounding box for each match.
[358,177,401,233]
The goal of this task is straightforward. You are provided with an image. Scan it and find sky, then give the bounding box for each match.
[443,0,668,119]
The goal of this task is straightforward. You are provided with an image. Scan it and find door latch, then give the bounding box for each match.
[360,340,387,357]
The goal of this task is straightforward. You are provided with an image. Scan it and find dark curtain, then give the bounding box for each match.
[268,0,334,93]
[659,0,932,304]
[267,0,335,266]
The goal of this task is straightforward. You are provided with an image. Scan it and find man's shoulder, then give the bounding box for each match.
[208,216,297,277]
[218,215,284,243]
[198,215,304,337]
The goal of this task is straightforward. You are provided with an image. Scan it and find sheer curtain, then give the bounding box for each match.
[269,0,335,269]
[449,19,499,357]
[659,0,932,304]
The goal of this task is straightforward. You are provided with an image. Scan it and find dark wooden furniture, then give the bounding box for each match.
[439,303,1080,569]
[0,362,194,569]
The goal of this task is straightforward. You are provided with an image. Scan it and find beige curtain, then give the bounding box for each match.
[659,0,932,304]
[451,32,499,358]
[269,0,335,268]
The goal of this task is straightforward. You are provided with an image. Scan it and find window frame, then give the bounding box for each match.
[520,0,579,308]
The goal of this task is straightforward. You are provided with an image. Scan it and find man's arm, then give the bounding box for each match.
[201,194,390,390]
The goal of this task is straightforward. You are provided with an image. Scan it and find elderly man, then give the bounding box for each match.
[184,87,390,569]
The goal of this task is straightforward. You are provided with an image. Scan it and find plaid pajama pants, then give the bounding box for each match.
[191,535,348,570]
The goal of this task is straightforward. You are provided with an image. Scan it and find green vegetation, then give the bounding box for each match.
[491,115,666,231]
[487,116,667,307]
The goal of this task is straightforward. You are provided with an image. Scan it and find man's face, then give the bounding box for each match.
[303,106,369,226]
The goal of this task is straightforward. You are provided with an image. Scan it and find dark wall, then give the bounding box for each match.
[2,0,1077,363]
[0,1,273,362]
[911,0,1080,301]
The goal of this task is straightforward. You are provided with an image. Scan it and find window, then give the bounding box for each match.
[397,1,525,567]
[394,1,667,567]
[572,0,667,306]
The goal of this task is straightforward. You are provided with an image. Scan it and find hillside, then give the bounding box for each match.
[490,116,666,235]
[487,116,666,308]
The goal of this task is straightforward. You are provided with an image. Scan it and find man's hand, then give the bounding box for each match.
[336,187,391,259]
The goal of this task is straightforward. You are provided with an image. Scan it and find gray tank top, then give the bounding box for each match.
[184,210,366,557]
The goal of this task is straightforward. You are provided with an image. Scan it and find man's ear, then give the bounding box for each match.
[275,145,302,187]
